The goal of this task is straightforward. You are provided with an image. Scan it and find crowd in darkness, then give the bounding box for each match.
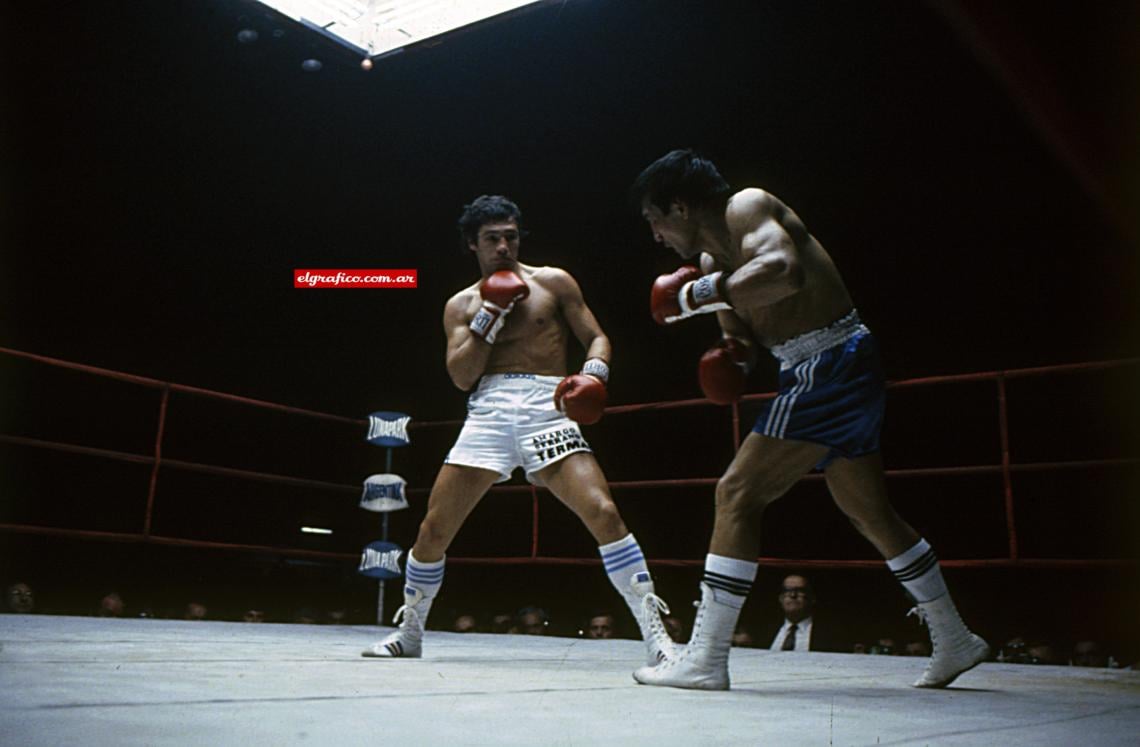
[1,581,345,626]
[5,574,1133,671]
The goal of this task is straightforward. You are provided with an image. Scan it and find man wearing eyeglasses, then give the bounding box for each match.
[770,574,819,652]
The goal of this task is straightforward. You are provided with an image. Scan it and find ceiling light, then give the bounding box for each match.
[253,0,546,59]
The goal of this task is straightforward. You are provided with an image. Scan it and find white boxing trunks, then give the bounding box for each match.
[444,374,592,483]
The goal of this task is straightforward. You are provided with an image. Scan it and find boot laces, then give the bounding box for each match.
[908,606,937,648]
[690,598,706,639]
[392,604,421,628]
[642,591,671,617]
[641,593,674,657]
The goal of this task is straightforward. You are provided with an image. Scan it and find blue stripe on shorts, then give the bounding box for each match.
[754,330,885,469]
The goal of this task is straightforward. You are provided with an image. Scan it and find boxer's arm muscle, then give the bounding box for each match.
[722,189,805,309]
[444,293,492,391]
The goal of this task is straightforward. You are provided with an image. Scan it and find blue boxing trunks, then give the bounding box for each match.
[754,310,884,469]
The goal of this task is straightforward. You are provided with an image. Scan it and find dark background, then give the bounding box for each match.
[1,1,1137,658]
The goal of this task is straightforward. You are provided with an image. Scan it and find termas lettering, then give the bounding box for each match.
[531,427,588,461]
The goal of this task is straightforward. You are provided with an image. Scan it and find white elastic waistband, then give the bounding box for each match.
[478,373,562,388]
[769,310,868,369]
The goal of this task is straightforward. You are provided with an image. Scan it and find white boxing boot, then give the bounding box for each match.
[622,571,678,665]
[909,593,990,688]
[632,582,742,690]
[361,586,433,658]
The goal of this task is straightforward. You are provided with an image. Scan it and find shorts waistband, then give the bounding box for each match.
[477,373,563,388]
[769,310,869,369]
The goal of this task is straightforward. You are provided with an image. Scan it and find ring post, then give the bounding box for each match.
[361,411,411,625]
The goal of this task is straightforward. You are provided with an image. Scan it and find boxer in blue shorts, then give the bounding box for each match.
[757,309,884,470]
[630,150,988,691]
[362,196,675,663]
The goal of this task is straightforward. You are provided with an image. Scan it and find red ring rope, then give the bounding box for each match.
[0,345,1135,571]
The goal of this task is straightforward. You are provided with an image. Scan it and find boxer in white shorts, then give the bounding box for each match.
[363,195,675,663]
[446,373,593,483]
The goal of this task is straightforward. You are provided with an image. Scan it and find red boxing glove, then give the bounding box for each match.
[699,337,750,404]
[470,270,529,343]
[651,267,732,325]
[554,374,607,425]
[482,270,530,307]
[650,266,701,325]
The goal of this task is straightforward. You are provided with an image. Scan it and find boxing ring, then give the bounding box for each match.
[2,613,1137,746]
[1,346,1138,744]
[0,346,1135,570]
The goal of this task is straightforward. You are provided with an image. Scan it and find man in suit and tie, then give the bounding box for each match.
[768,574,836,652]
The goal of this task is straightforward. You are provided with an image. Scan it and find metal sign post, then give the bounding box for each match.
[379,447,392,623]
[359,411,411,627]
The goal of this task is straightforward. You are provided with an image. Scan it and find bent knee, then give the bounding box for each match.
[415,515,453,551]
[587,496,626,536]
[715,472,782,515]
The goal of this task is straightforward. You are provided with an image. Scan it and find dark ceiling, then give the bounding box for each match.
[0,2,1138,629]
[2,0,1137,421]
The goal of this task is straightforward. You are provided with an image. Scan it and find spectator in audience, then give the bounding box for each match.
[242,608,266,623]
[490,613,513,634]
[585,611,617,639]
[1027,640,1059,665]
[98,591,125,618]
[767,574,843,652]
[453,614,478,633]
[870,637,897,655]
[732,625,756,648]
[997,635,1028,663]
[184,601,208,621]
[904,640,932,657]
[998,635,1057,665]
[514,606,549,635]
[1070,640,1109,668]
[4,582,35,614]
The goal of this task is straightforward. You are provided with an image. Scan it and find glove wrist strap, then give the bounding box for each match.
[581,357,610,384]
[470,301,509,343]
[681,272,732,315]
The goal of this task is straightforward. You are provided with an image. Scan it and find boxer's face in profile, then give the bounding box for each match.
[470,220,521,270]
[641,200,696,258]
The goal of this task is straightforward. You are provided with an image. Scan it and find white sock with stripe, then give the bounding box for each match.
[702,553,758,607]
[599,533,649,591]
[887,538,948,603]
[405,551,446,603]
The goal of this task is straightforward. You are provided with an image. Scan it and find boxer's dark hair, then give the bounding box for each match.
[458,195,523,246]
[630,149,731,214]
